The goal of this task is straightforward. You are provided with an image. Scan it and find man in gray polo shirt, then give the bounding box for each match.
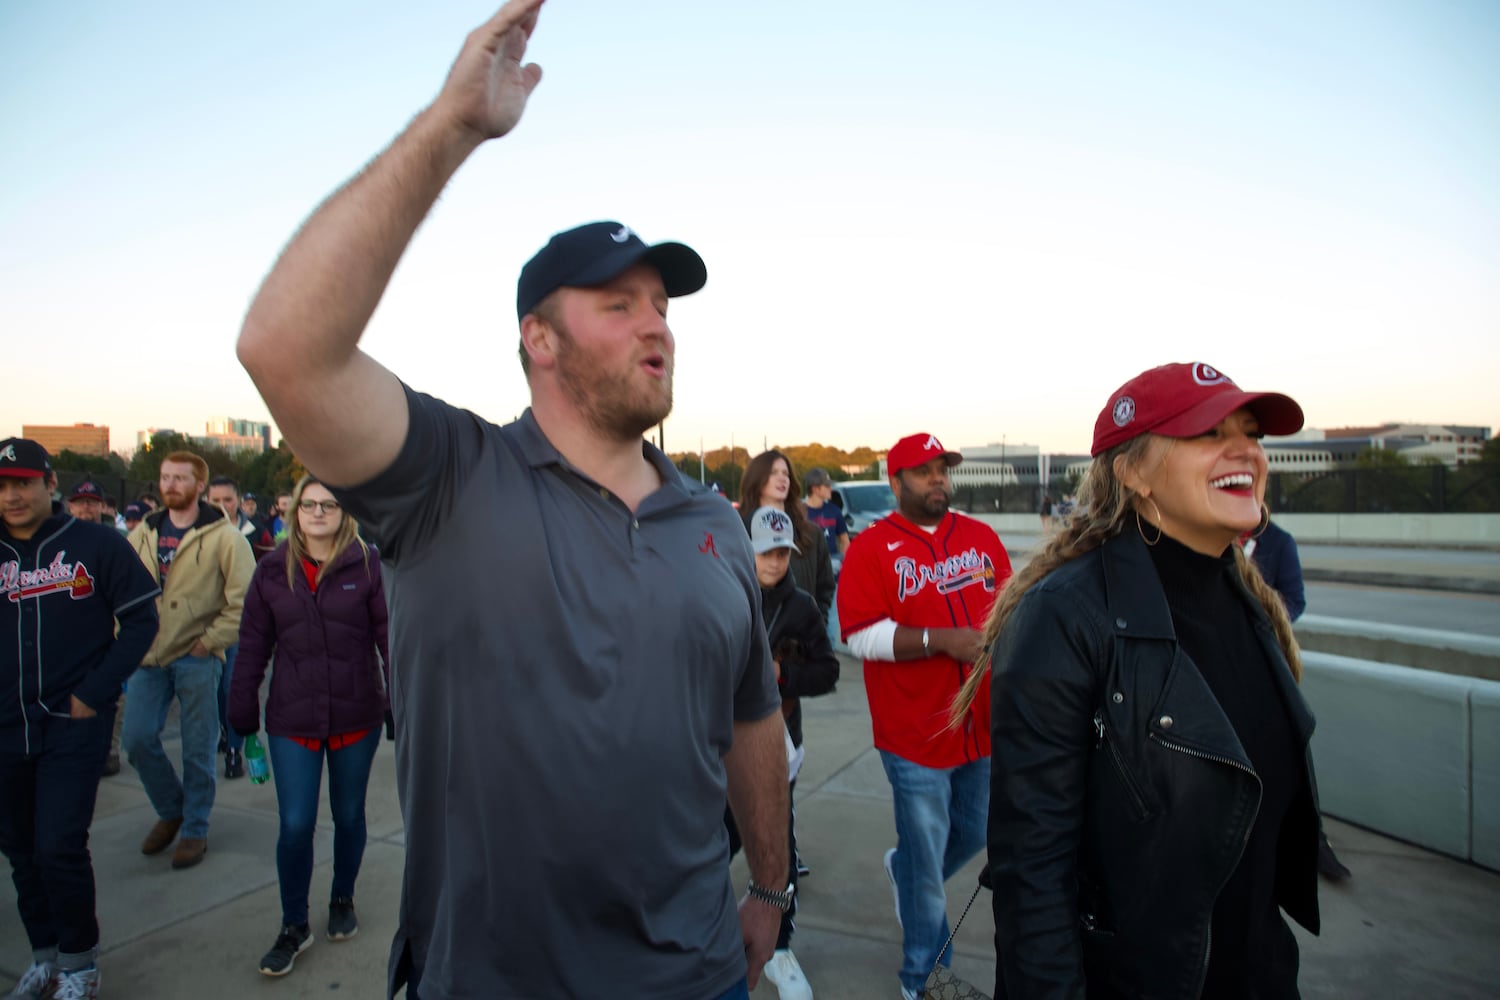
[236,3,791,998]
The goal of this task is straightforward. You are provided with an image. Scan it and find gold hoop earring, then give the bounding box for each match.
[1250,502,1270,539]
[1135,496,1163,547]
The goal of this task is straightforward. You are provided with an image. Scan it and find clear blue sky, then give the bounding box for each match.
[3,0,1496,456]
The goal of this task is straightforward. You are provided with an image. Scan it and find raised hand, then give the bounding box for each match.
[437,0,546,142]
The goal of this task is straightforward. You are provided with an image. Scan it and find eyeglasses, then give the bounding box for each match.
[298,500,341,514]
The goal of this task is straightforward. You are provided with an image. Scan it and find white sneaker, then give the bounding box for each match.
[762,948,813,1000]
[3,961,56,1000]
[883,847,903,929]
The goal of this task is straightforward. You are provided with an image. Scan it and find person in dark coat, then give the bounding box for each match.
[229,475,390,978]
[724,506,840,1000]
[953,363,1322,1000]
[1244,517,1306,621]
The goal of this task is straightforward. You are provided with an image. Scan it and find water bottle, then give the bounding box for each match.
[244,733,271,785]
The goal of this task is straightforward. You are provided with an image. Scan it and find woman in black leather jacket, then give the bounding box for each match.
[952,362,1322,999]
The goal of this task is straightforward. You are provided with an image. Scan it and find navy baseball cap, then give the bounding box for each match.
[123,502,148,521]
[69,476,105,501]
[0,438,52,478]
[515,221,707,321]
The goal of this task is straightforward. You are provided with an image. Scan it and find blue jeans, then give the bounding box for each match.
[267,730,380,926]
[879,750,990,993]
[216,645,244,755]
[122,656,221,839]
[0,708,114,954]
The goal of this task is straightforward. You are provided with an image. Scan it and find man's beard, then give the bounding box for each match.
[554,323,672,443]
[162,489,198,512]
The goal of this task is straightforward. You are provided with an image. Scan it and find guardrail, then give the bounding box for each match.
[1303,651,1500,871]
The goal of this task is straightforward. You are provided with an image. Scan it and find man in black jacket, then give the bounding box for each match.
[0,439,160,998]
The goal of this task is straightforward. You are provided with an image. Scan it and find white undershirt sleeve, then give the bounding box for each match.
[846,619,899,661]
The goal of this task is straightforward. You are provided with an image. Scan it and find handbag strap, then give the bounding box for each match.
[930,881,984,975]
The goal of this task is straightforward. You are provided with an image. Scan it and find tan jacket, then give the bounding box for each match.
[128,503,254,667]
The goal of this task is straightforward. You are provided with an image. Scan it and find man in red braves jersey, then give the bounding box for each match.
[837,432,1011,1000]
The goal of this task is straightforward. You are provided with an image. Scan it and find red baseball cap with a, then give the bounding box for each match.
[887,433,963,476]
[1091,362,1304,457]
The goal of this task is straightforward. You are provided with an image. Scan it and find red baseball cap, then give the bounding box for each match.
[1091,362,1304,457]
[887,433,963,476]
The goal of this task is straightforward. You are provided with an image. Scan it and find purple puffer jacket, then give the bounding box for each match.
[229,540,390,740]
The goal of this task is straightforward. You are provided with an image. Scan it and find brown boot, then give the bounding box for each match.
[141,817,184,855]
[172,837,208,869]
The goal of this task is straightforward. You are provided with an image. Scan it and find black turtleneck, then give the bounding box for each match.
[1147,534,1304,1000]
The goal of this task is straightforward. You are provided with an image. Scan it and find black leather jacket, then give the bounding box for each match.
[987,529,1320,1000]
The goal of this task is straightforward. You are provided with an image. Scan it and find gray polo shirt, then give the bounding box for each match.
[333,386,779,1000]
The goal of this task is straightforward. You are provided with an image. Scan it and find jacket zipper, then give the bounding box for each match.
[1150,733,1259,998]
[1093,712,1151,819]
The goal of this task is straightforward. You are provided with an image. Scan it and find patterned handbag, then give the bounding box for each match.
[923,882,991,1000]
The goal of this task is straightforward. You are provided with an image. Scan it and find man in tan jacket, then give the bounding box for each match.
[124,451,254,869]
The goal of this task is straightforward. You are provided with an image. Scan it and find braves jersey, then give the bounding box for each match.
[838,510,1011,768]
[2,508,160,754]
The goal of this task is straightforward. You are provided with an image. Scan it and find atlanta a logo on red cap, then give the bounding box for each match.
[1191,363,1235,387]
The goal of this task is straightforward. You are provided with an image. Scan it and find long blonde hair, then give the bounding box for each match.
[949,434,1301,723]
[284,474,370,591]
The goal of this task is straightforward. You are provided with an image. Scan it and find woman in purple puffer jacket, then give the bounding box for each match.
[229,474,390,979]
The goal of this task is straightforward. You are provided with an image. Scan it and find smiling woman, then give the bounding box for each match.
[952,362,1325,1000]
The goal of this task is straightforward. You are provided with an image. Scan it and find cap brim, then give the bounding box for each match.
[0,469,45,478]
[1155,390,1305,439]
[752,540,800,554]
[569,241,707,300]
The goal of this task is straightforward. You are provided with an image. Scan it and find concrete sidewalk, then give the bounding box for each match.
[5,658,1500,998]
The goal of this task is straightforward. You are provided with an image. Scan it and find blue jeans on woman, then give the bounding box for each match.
[266,730,380,927]
[879,750,990,995]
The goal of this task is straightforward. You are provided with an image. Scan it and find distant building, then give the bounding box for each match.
[23,423,110,457]
[198,417,271,454]
[880,442,1092,487]
[136,428,178,452]
[1265,423,1491,471]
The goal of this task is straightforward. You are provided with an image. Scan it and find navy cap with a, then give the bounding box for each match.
[0,437,52,479]
[516,221,707,321]
[69,476,105,501]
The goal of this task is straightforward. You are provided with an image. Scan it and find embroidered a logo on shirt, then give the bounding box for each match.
[699,532,720,559]
[2,552,96,603]
[893,548,997,602]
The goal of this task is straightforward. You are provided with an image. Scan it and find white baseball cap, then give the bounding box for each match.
[750,506,800,554]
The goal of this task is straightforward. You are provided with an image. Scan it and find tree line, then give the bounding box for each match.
[51,431,306,503]
[669,443,883,499]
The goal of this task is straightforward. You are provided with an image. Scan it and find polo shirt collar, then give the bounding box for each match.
[512,408,694,514]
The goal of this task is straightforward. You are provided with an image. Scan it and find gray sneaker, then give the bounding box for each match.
[327,896,358,941]
[3,961,56,1000]
[49,967,98,1000]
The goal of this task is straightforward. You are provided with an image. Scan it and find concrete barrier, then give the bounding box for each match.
[1296,615,1500,681]
[1272,513,1500,548]
[1472,684,1500,871]
[1302,651,1500,869]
